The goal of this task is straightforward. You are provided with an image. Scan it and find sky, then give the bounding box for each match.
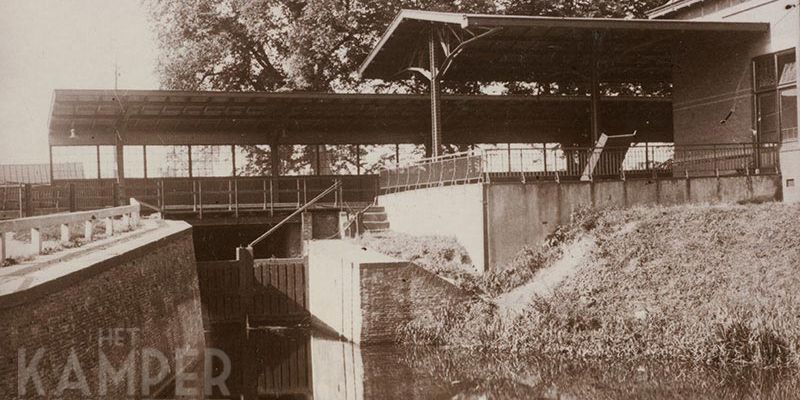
[0,0,159,164]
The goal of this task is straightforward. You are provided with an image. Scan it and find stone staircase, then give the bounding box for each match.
[360,205,390,233]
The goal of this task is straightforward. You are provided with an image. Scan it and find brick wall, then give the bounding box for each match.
[0,222,205,399]
[307,240,471,345]
[359,262,472,344]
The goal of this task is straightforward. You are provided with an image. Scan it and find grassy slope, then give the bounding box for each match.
[397,203,800,367]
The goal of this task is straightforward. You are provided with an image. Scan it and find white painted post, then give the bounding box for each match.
[60,223,70,245]
[121,214,130,229]
[104,217,114,236]
[85,220,94,241]
[31,228,42,255]
[129,198,140,227]
[338,211,348,239]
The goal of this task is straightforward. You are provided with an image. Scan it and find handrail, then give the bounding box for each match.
[0,199,142,265]
[0,200,139,232]
[135,199,162,213]
[379,142,781,192]
[248,180,342,248]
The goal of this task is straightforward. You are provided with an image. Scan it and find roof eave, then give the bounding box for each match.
[646,0,707,19]
[461,14,768,32]
[357,9,469,78]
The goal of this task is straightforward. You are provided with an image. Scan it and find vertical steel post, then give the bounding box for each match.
[95,145,101,179]
[270,143,280,177]
[231,144,237,177]
[143,145,148,179]
[356,144,361,175]
[590,31,601,145]
[48,145,54,183]
[428,28,443,158]
[115,130,126,202]
[507,143,512,172]
[315,145,321,175]
[187,145,193,178]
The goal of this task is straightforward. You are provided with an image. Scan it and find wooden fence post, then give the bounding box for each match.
[237,246,255,322]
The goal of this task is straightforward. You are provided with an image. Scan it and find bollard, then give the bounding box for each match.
[104,217,114,236]
[60,223,70,245]
[129,198,141,227]
[85,220,94,241]
[31,227,42,255]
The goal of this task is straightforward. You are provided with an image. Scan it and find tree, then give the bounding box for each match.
[147,0,670,170]
[147,0,500,92]
[503,0,665,19]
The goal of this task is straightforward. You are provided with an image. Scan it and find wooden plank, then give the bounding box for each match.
[294,262,304,312]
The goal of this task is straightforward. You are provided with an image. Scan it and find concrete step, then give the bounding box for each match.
[361,212,388,222]
[362,220,390,231]
[365,206,385,213]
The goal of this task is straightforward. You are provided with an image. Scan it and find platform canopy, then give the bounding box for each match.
[358,9,769,83]
[48,89,672,146]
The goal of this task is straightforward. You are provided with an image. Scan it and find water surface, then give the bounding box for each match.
[206,327,800,400]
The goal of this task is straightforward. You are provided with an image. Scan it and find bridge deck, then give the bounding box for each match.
[0,175,378,220]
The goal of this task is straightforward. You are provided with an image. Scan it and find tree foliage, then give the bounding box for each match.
[147,0,668,173]
[147,0,501,93]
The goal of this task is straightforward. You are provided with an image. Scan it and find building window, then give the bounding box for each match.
[754,49,797,142]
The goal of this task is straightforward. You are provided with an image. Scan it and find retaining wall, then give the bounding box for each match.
[486,174,782,267]
[377,184,485,272]
[0,220,204,399]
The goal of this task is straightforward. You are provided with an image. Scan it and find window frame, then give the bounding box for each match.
[753,49,797,143]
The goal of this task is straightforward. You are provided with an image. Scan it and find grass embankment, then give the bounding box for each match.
[359,227,566,297]
[365,203,800,368]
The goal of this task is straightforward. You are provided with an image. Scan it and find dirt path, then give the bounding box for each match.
[494,235,595,316]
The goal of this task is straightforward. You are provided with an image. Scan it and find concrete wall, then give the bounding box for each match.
[378,184,485,272]
[782,142,800,201]
[486,175,781,267]
[307,240,471,344]
[0,220,205,398]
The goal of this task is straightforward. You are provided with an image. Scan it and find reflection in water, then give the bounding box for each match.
[206,327,800,400]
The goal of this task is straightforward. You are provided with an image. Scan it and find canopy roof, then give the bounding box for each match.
[358,10,768,83]
[49,89,673,146]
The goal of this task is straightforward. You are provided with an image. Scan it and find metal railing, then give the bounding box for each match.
[379,142,781,192]
[378,150,484,193]
[0,199,141,265]
[1,175,379,219]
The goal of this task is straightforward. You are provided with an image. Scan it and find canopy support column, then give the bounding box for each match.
[429,28,443,158]
[48,145,54,183]
[590,32,601,145]
[270,143,280,177]
[115,129,126,200]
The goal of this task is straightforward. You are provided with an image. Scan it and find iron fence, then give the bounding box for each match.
[378,150,484,193]
[0,175,379,220]
[379,142,781,192]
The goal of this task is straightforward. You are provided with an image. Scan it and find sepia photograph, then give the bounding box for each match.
[1,0,799,398]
